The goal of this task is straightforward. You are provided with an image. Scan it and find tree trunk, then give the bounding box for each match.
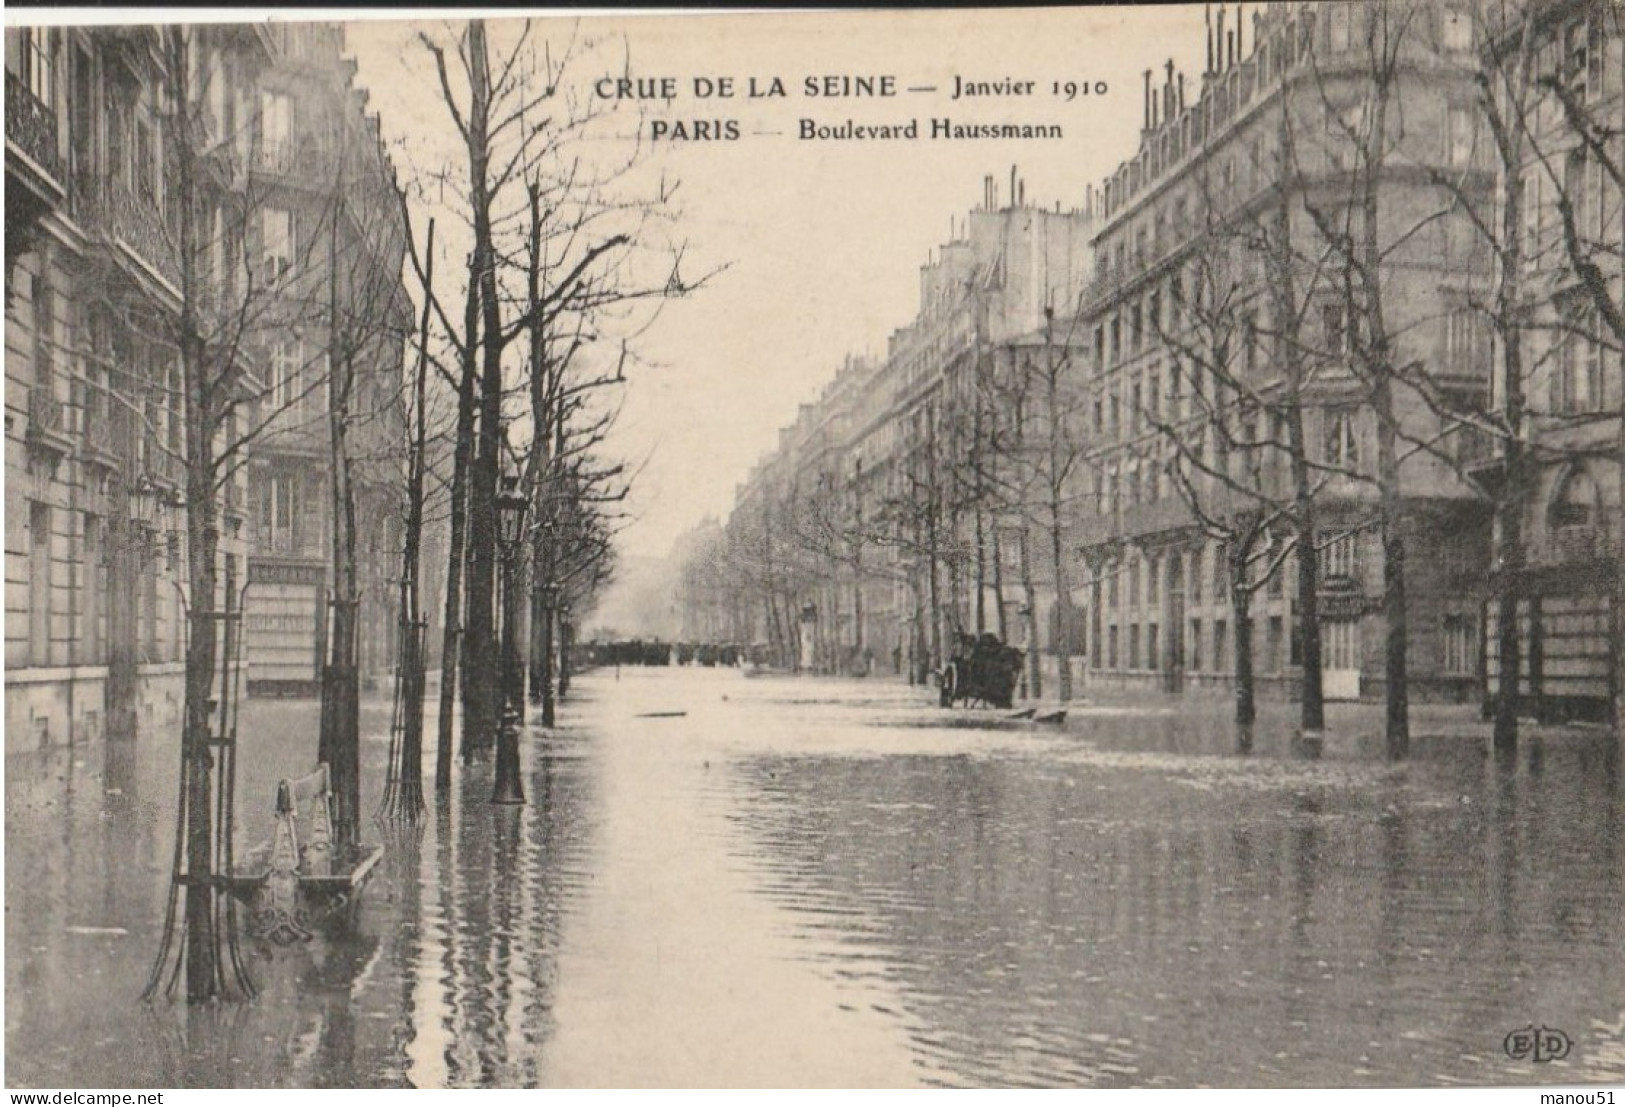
[320,160,361,850]
[1231,542,1257,743]
[540,592,556,728]
[992,527,1009,643]
[319,343,361,853]
[436,341,475,784]
[559,616,572,698]
[396,220,434,817]
[1294,518,1325,733]
[1490,59,1529,754]
[181,464,220,1001]
[1049,507,1073,703]
[461,20,504,764]
[1020,525,1042,700]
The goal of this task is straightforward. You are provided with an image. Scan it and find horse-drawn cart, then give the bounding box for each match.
[939,632,1024,709]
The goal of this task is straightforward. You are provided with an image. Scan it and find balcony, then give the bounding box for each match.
[6,70,61,181]
[107,186,181,291]
[79,399,123,472]
[144,445,184,493]
[1550,525,1614,567]
[251,136,331,185]
[26,386,73,458]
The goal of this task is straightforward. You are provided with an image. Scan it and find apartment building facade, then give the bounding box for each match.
[4,21,409,752]
[1482,0,1623,722]
[1074,1,1496,703]
[718,178,1095,679]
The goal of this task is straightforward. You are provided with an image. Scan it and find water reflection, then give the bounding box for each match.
[8,674,1623,1088]
[6,698,597,1089]
[731,725,1625,1086]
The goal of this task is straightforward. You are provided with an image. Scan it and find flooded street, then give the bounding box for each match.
[6,667,1625,1088]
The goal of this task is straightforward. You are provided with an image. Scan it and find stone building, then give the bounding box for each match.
[4,20,409,753]
[1481,0,1623,723]
[716,178,1094,680]
[1074,1,1496,703]
[5,24,268,751]
[235,23,411,697]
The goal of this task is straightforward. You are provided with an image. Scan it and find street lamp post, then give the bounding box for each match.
[492,475,529,805]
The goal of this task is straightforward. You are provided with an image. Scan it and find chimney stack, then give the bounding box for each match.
[1217,6,1227,71]
[1144,68,1153,129]
[1205,3,1214,73]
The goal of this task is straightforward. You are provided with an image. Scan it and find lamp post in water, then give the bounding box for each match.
[492,474,529,805]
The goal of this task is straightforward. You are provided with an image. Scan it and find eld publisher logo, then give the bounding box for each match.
[1504,1025,1572,1063]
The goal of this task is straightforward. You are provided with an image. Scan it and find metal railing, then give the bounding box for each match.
[6,70,60,177]
[28,387,65,438]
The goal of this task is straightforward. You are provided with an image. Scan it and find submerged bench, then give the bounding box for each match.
[229,763,382,944]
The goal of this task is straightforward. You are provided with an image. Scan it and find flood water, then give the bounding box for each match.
[6,668,1624,1087]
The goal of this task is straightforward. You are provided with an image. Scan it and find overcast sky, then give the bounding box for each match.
[342,6,1211,560]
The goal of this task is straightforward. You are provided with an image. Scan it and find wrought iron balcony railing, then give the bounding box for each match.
[28,386,65,435]
[6,70,60,178]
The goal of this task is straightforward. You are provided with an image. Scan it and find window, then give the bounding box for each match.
[8,27,56,106]
[1129,624,1141,669]
[1328,4,1352,52]
[272,338,301,410]
[1322,619,1360,670]
[1110,317,1121,364]
[1522,166,1544,258]
[1447,105,1475,166]
[1267,616,1284,673]
[1445,307,1486,375]
[33,272,56,397]
[1442,614,1476,675]
[1321,302,1348,355]
[1131,304,1143,353]
[1147,624,1160,672]
[29,502,52,666]
[133,116,156,201]
[1108,625,1119,669]
[258,90,293,169]
[1551,328,1602,415]
[202,49,229,143]
[262,208,293,281]
[1322,531,1359,579]
[1214,618,1229,673]
[1190,545,1204,604]
[1325,406,1360,469]
[1441,8,1473,52]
